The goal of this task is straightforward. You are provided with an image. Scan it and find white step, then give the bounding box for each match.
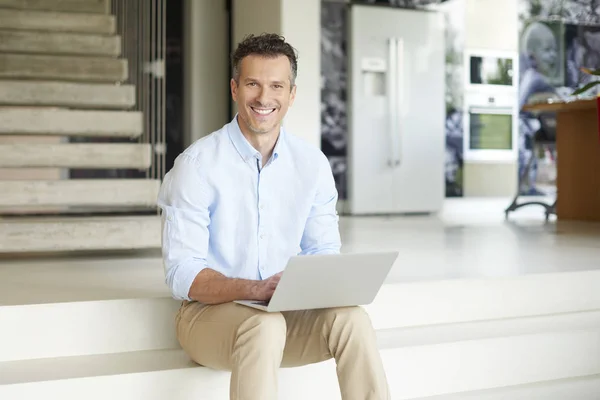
[0,53,127,82]
[1,284,599,363]
[0,329,599,400]
[1,255,599,362]
[420,375,600,399]
[0,179,160,208]
[366,270,600,330]
[0,143,151,168]
[0,0,108,14]
[382,330,600,399]
[0,215,161,252]
[0,108,142,137]
[0,9,115,34]
[0,29,121,56]
[0,81,135,109]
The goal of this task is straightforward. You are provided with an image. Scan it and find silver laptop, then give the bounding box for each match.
[234,251,399,312]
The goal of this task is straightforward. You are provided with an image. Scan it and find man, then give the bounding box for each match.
[157,33,390,400]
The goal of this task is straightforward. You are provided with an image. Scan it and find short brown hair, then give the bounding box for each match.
[231,33,298,87]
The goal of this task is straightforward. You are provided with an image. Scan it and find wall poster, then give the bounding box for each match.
[517,0,600,196]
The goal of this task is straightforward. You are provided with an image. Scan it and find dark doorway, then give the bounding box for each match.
[166,0,184,173]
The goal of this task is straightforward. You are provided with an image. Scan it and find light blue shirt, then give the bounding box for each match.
[157,116,341,301]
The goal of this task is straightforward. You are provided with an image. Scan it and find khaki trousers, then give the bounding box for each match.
[176,301,390,400]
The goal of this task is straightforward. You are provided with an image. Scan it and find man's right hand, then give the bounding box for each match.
[188,269,284,305]
[253,272,283,301]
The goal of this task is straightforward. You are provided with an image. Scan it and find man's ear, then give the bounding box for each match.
[230,78,238,102]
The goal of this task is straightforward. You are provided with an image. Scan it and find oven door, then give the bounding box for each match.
[464,106,516,162]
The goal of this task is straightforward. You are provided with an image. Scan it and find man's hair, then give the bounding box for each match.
[231,33,298,87]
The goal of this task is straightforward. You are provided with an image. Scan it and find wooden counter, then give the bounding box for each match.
[524,99,600,221]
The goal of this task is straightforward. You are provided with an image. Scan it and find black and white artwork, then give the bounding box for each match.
[356,0,450,8]
[517,0,600,196]
[518,0,600,25]
[565,23,600,89]
[321,1,349,200]
[429,0,466,197]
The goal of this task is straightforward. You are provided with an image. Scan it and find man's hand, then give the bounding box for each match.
[188,269,284,304]
[253,272,283,301]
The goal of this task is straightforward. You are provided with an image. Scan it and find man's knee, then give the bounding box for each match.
[325,306,374,332]
[236,311,287,349]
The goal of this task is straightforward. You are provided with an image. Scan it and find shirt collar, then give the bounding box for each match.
[228,114,284,163]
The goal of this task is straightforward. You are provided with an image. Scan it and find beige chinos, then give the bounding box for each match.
[176,301,390,400]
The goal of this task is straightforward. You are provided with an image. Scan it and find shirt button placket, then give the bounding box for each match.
[257,164,267,276]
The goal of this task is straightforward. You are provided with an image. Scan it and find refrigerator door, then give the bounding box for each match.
[390,8,445,213]
[348,5,446,214]
[347,4,395,214]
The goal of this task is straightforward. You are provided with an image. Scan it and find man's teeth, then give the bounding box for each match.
[253,108,274,115]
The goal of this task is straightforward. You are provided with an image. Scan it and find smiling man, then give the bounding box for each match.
[157,33,390,400]
[230,37,296,166]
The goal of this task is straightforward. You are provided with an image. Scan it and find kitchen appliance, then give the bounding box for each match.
[465,49,517,90]
[462,49,518,163]
[463,90,518,163]
[346,4,446,215]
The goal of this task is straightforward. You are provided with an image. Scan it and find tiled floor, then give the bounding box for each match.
[1,198,599,305]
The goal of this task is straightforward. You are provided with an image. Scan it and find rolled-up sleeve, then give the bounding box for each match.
[157,154,212,300]
[299,152,342,255]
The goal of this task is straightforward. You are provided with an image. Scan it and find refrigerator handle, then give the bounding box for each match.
[387,37,402,168]
[395,38,403,167]
[387,38,398,168]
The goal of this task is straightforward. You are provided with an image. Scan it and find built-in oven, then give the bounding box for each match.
[462,49,518,163]
[463,91,518,163]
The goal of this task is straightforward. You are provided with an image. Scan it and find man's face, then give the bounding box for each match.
[231,55,296,136]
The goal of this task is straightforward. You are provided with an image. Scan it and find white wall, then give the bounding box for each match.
[230,0,281,120]
[232,0,321,148]
[466,0,518,52]
[183,0,230,147]
[280,0,321,148]
[232,0,281,46]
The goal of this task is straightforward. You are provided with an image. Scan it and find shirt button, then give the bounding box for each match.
[260,234,265,239]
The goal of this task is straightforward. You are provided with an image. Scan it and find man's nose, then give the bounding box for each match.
[257,86,270,104]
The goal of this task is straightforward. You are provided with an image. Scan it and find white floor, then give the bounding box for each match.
[340,197,600,282]
[2,197,599,306]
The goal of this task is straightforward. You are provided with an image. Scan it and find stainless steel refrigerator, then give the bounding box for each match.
[346,4,446,215]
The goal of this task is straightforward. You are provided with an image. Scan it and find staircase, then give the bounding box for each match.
[0,0,162,253]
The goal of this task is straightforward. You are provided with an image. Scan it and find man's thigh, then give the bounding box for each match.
[281,306,367,368]
[177,303,366,370]
[176,301,285,371]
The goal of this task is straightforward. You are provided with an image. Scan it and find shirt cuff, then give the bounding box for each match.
[169,259,207,301]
